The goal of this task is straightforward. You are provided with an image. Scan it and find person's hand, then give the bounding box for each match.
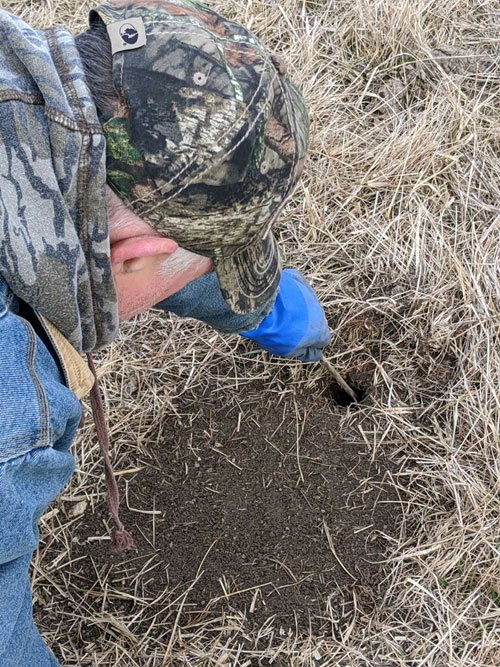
[240,269,330,362]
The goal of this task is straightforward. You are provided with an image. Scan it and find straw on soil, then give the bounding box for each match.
[4,0,500,664]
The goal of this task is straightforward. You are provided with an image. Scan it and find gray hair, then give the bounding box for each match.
[155,247,206,277]
[75,17,117,119]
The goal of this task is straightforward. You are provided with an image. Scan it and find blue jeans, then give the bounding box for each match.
[0,275,81,666]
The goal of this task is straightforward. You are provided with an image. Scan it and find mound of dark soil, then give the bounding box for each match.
[70,371,400,635]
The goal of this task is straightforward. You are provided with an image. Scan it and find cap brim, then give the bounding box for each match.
[215,230,282,314]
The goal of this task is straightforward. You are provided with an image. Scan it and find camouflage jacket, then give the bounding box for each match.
[0,9,118,354]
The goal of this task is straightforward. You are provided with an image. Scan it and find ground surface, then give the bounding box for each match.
[59,368,399,641]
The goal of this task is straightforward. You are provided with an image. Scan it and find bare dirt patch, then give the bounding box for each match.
[66,365,400,638]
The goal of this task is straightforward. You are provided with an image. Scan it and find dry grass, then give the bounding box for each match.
[5,0,500,664]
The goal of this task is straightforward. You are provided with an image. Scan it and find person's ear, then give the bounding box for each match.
[110,235,178,273]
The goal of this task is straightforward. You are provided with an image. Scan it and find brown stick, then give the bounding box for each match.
[321,357,358,402]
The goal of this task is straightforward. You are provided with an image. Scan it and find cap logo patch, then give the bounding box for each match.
[120,23,139,45]
[107,17,147,55]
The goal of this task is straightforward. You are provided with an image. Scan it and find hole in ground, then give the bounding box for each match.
[328,380,366,407]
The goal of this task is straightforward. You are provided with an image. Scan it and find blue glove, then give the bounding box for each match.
[240,269,330,362]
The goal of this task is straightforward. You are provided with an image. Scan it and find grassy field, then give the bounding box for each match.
[5,0,500,664]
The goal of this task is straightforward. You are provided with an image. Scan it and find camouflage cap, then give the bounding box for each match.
[90,0,310,314]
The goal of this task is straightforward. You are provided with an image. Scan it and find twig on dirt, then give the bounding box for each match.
[114,466,145,476]
[323,520,357,581]
[321,357,358,402]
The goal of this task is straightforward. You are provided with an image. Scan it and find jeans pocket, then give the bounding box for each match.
[0,307,50,463]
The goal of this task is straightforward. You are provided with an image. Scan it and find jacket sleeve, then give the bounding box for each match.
[0,293,81,666]
[154,271,278,334]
